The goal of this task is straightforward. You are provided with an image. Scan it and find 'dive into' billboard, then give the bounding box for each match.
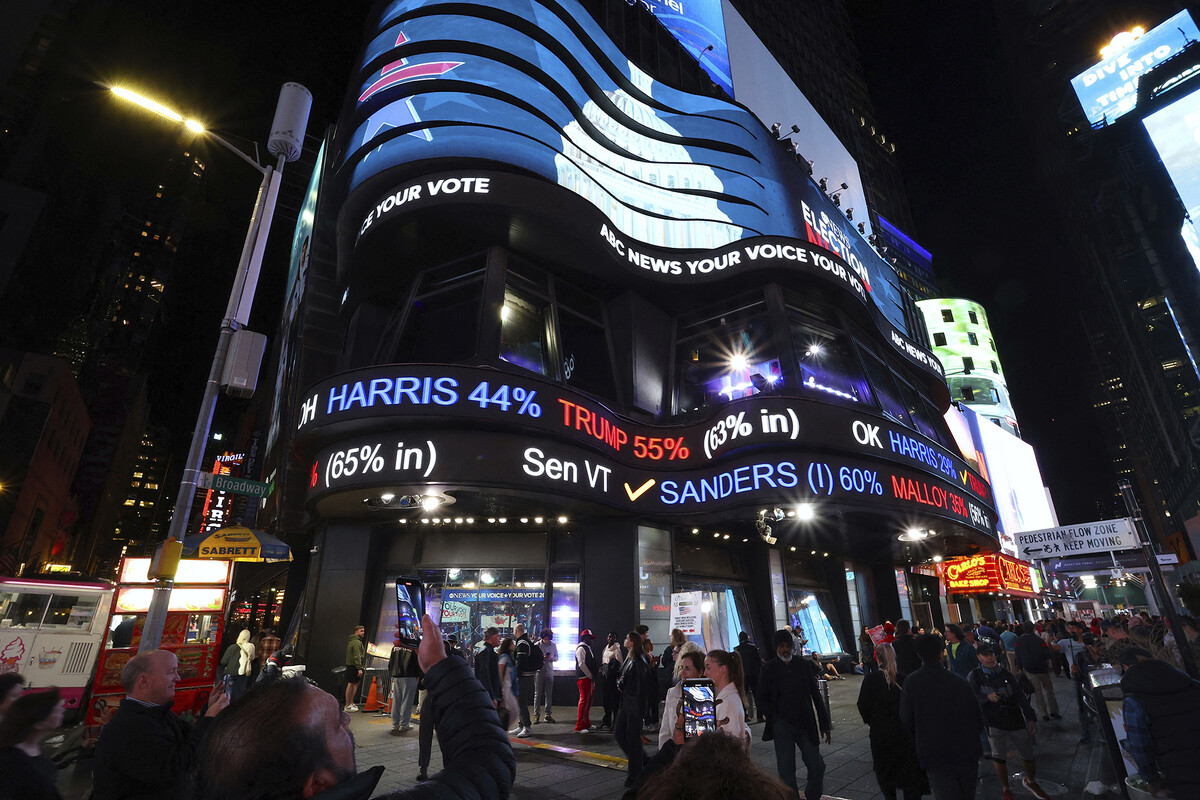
[1070,10,1200,126]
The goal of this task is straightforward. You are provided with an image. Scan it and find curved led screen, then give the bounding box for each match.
[295,364,998,539]
[337,0,911,333]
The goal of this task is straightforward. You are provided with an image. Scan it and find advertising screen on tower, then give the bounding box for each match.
[1070,10,1200,126]
[1143,84,1200,272]
[343,0,914,333]
[641,0,732,97]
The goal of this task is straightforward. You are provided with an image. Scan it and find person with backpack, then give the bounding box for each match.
[513,623,539,737]
[1015,626,1060,721]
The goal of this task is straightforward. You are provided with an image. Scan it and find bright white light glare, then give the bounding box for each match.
[795,503,816,521]
[448,569,460,579]
[701,601,713,613]
[534,516,544,524]
[933,555,943,563]
[803,594,816,606]
[805,344,824,357]
[557,516,568,523]
[520,517,529,523]
[184,118,205,133]
[481,571,495,584]
[112,86,183,122]
[421,496,439,511]
[380,493,395,503]
[730,353,749,371]
[501,305,511,321]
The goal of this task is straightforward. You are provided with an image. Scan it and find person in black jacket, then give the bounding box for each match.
[892,620,920,676]
[1014,629,1059,720]
[857,643,927,800]
[758,629,831,800]
[734,631,764,721]
[388,642,423,733]
[474,627,502,708]
[93,649,230,799]
[968,643,1048,800]
[0,687,65,800]
[198,614,516,800]
[1120,651,1200,798]
[615,631,653,787]
[899,634,983,800]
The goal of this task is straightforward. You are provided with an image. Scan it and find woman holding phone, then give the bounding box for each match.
[705,649,749,749]
[657,648,705,746]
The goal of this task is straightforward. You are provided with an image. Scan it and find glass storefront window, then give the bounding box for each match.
[792,321,871,404]
[675,299,777,412]
[786,589,842,655]
[549,579,580,671]
[675,580,753,653]
[500,289,551,375]
[379,568,577,670]
[557,308,616,400]
[397,281,482,363]
[638,526,673,649]
[858,348,913,426]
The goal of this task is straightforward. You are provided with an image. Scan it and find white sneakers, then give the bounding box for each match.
[345,704,359,712]
[517,727,530,738]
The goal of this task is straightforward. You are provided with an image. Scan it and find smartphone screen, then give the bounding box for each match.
[681,678,717,738]
[395,578,425,647]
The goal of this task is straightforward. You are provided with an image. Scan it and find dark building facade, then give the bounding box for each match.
[268,0,1000,688]
[996,2,1200,558]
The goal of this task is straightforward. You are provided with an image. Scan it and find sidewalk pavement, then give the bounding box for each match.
[352,671,1103,799]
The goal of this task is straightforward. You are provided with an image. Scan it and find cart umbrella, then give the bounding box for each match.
[182,525,292,562]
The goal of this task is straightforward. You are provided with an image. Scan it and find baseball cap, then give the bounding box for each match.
[975,642,996,655]
[579,629,595,639]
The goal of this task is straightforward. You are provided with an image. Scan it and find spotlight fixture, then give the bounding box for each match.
[818,177,828,192]
[831,192,842,208]
[846,207,854,220]
[857,222,866,234]
[898,528,933,542]
[755,508,777,544]
[771,122,782,138]
[558,516,568,523]
[795,503,816,522]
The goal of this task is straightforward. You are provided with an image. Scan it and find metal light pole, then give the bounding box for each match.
[1117,479,1198,677]
[111,83,312,652]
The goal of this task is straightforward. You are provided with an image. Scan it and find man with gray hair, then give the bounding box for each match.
[93,648,229,799]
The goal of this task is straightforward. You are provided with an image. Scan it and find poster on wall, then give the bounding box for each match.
[670,591,702,638]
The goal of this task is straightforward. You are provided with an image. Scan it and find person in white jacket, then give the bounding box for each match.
[218,629,256,700]
[705,648,749,748]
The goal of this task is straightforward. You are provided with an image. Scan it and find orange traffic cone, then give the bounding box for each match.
[364,675,383,712]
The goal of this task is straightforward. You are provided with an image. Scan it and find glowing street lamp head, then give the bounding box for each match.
[729,353,749,371]
[111,86,205,133]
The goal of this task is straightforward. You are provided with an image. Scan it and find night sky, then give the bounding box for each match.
[849,3,1117,524]
[15,1,1115,524]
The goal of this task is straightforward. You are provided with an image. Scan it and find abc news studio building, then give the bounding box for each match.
[265,0,1004,692]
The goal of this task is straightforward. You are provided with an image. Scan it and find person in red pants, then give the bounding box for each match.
[574,629,598,732]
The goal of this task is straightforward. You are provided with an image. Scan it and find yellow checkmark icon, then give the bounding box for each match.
[624,478,655,501]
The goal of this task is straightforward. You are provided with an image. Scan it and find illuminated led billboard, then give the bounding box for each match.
[918,298,1017,433]
[1143,85,1200,272]
[1070,10,1200,126]
[642,0,732,97]
[961,405,1056,554]
[340,0,911,333]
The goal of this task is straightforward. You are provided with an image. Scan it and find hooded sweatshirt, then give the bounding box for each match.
[1120,659,1200,796]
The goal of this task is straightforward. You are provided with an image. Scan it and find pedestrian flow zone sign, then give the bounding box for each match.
[1015,518,1139,562]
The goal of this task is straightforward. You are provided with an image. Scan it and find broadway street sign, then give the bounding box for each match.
[196,472,272,498]
[1015,518,1139,562]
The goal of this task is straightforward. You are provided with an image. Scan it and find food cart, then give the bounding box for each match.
[0,576,115,720]
[85,557,232,729]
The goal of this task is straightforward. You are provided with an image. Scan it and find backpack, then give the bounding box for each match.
[519,637,545,672]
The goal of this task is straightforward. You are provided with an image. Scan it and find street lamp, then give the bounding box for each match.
[111,83,312,652]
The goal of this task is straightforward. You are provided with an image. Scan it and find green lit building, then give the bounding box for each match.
[918,298,1019,436]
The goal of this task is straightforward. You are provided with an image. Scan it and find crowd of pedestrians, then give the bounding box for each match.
[5,610,1200,799]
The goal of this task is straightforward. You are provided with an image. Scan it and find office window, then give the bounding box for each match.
[933,332,946,346]
[961,386,976,401]
[499,288,551,376]
[968,310,978,324]
[991,360,999,373]
[963,356,974,372]
[968,332,978,346]
[941,309,953,323]
[990,388,1001,403]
